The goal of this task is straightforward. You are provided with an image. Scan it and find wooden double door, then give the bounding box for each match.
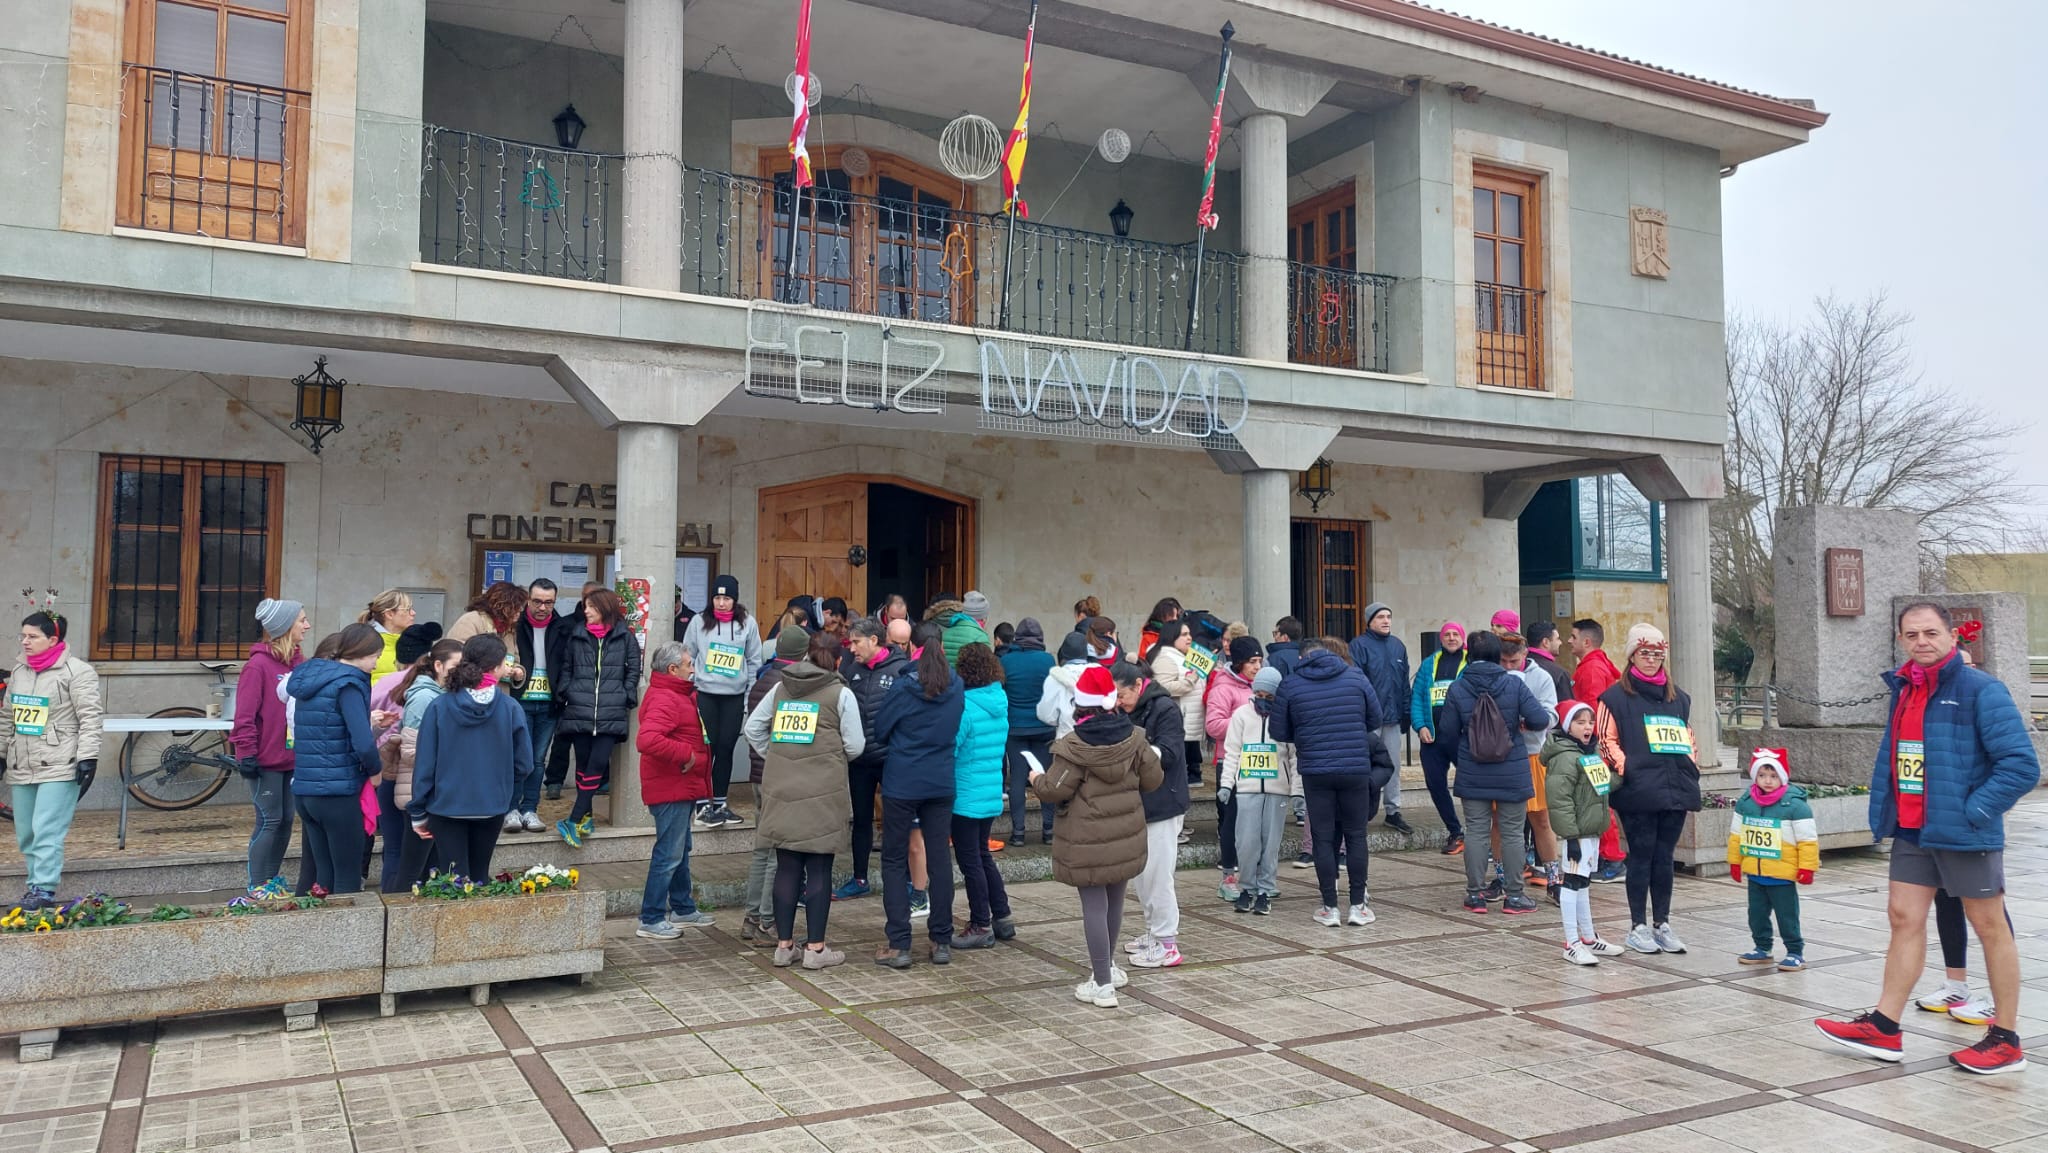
[757,476,973,618]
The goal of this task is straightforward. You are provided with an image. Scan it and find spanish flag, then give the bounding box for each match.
[999,0,1039,217]
[788,0,815,188]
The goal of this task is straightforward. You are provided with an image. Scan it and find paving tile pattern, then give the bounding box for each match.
[11,794,2048,1152]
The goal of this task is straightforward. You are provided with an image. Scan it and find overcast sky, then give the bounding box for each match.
[1443,0,2048,502]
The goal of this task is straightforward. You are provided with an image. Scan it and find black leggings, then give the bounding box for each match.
[1935,887,2016,970]
[1214,754,1238,870]
[698,692,746,801]
[848,759,882,881]
[1419,738,1461,837]
[950,814,1011,928]
[773,849,834,943]
[1006,734,1054,837]
[1183,740,1204,782]
[426,814,503,880]
[1618,808,1687,926]
[295,793,367,895]
[1304,775,1371,907]
[545,728,572,787]
[566,733,618,823]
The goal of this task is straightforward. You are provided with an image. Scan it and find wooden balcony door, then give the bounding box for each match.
[1286,183,1357,367]
[1473,165,1543,390]
[763,148,972,323]
[120,0,311,246]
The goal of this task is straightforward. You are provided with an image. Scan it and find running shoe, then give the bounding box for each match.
[1917,984,1973,1014]
[1562,941,1600,966]
[1951,996,1997,1026]
[1591,860,1626,884]
[1625,923,1661,954]
[1502,895,1537,915]
[1129,941,1183,968]
[1075,979,1119,1008]
[1441,834,1464,856]
[555,818,583,848]
[988,838,1006,853]
[1652,922,1688,954]
[1776,954,1806,972]
[831,877,871,901]
[1313,906,1343,927]
[1386,811,1413,834]
[908,890,930,919]
[1219,870,1242,902]
[637,920,683,940]
[1347,903,1375,926]
[1125,933,1158,955]
[1293,852,1314,869]
[1462,891,1489,915]
[1814,1013,1903,1062]
[1233,890,1257,914]
[1950,1032,2028,1075]
[521,811,544,833]
[1253,893,1272,915]
[1584,938,1627,957]
[1738,949,1775,965]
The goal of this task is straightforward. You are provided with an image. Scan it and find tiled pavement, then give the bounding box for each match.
[10,796,2048,1153]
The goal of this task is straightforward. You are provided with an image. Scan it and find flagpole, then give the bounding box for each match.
[784,0,816,305]
[1186,21,1234,352]
[783,177,805,304]
[997,0,1039,332]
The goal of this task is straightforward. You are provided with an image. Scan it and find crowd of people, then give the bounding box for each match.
[1,586,2030,1067]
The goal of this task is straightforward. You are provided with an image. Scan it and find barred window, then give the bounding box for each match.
[95,455,285,660]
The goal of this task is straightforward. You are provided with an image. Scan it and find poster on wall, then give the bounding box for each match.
[484,551,514,586]
[601,556,713,612]
[619,578,652,649]
[491,551,594,613]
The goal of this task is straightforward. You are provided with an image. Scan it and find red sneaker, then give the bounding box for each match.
[1813,1013,1903,1062]
[1950,1032,2028,1075]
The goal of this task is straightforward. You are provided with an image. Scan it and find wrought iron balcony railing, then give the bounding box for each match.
[124,65,310,247]
[419,128,1392,370]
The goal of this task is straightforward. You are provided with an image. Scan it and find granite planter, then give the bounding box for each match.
[0,895,384,1061]
[379,888,605,1015]
[1677,793,1873,867]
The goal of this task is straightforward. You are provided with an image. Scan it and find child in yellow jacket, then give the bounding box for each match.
[1728,748,1819,970]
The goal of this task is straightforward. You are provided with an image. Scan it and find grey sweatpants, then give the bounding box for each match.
[743,846,775,922]
[1234,791,1288,897]
[1462,798,1526,897]
[1378,725,1403,814]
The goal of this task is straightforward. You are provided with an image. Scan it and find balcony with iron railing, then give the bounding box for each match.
[121,65,311,248]
[419,127,1394,372]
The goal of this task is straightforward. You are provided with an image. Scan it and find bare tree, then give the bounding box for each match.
[1713,293,2023,685]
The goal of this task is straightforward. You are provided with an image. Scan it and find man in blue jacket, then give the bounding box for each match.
[1349,602,1413,834]
[1271,640,1384,928]
[1436,630,1552,916]
[1817,602,2039,1075]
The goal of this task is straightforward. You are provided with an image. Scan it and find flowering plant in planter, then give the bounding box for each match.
[411,864,579,901]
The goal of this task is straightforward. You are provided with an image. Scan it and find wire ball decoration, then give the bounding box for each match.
[840,146,873,177]
[939,113,1004,182]
[784,71,822,109]
[1098,128,1132,164]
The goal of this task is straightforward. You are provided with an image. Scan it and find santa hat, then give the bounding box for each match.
[1556,699,1593,731]
[1749,747,1790,784]
[1074,665,1118,710]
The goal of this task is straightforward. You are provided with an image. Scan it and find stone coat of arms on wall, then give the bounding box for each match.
[1630,206,1669,279]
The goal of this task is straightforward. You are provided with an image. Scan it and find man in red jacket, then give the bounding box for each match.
[1570,619,1627,881]
[636,642,715,938]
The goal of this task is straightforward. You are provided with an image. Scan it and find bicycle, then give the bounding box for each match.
[119,662,244,811]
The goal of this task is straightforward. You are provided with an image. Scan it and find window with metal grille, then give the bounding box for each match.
[1289,518,1371,640]
[94,455,285,660]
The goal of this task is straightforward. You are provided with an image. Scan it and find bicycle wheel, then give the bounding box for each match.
[123,707,234,811]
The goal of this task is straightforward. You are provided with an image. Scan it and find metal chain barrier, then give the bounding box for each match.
[1763,684,1891,709]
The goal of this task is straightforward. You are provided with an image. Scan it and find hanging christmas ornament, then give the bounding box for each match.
[1097,128,1131,164]
[840,146,873,178]
[939,113,1004,182]
[784,71,822,110]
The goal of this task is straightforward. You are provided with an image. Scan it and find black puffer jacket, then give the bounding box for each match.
[554,624,642,738]
[841,648,911,770]
[1131,679,1189,823]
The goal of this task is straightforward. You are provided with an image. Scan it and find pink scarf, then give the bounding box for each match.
[865,648,891,669]
[526,609,552,628]
[1634,667,1669,687]
[588,623,609,639]
[24,642,66,673]
[713,609,734,623]
[478,673,499,691]
[1751,782,1787,807]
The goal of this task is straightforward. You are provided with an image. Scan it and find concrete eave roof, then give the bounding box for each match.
[1258,0,1827,163]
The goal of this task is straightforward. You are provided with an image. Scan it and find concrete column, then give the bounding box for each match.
[1242,469,1293,635]
[1239,111,1289,363]
[610,422,681,829]
[1664,498,1718,768]
[621,0,684,291]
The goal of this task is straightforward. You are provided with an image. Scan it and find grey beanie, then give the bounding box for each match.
[963,590,991,620]
[1364,602,1392,626]
[1252,666,1283,696]
[255,597,303,639]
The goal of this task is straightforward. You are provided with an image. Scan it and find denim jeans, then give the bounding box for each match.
[247,770,295,889]
[518,700,556,812]
[640,800,701,924]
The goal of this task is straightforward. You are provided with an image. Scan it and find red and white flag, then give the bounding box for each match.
[788,0,815,188]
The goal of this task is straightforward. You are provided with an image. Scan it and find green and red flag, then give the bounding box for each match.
[999,0,1039,217]
[788,0,815,188]
[1194,21,1236,231]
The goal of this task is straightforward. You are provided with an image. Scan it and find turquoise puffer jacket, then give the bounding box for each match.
[952,683,1011,820]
